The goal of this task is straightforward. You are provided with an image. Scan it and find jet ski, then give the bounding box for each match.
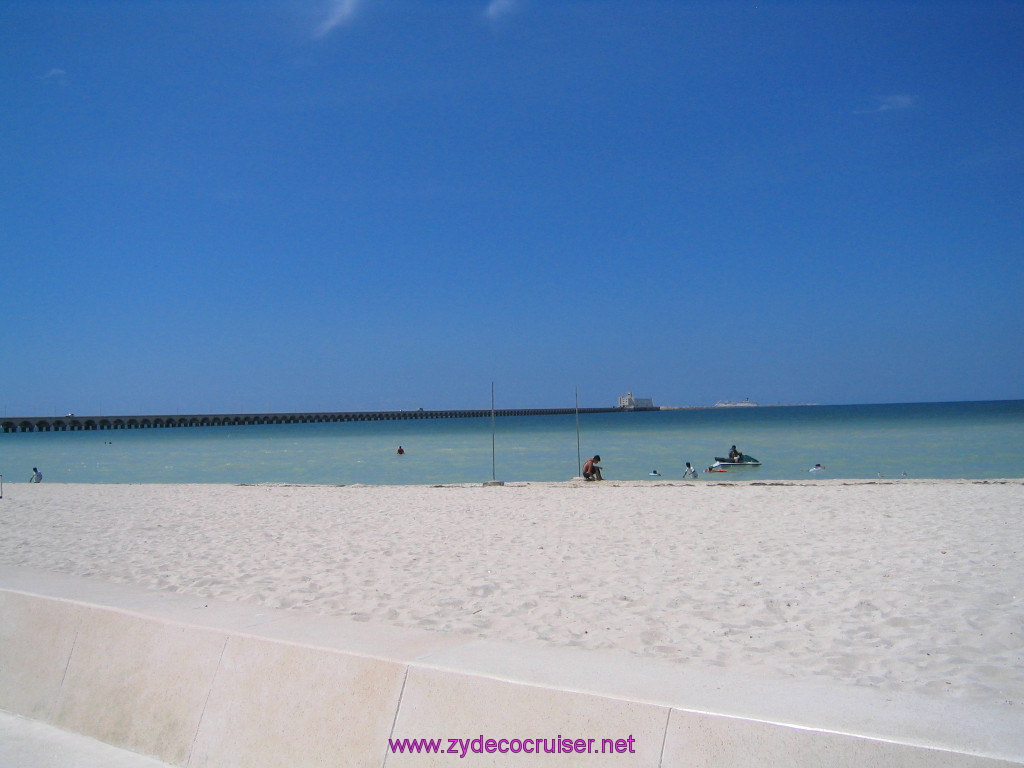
[712,454,761,468]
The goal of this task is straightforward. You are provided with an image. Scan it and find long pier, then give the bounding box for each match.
[1,406,653,433]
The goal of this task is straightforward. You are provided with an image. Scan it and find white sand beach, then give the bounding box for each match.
[1,479,1021,709]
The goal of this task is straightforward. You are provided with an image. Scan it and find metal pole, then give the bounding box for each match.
[491,382,496,482]
[575,387,581,477]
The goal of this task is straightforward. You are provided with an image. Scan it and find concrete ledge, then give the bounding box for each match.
[0,589,80,722]
[0,710,176,768]
[1,567,1021,767]
[54,605,224,764]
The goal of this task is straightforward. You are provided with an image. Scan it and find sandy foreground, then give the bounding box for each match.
[1,479,1021,709]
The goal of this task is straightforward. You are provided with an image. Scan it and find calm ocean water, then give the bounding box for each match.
[1,401,1022,485]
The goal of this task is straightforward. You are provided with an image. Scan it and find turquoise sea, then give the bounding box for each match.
[1,401,1022,485]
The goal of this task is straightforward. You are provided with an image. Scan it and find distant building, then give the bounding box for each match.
[618,391,655,409]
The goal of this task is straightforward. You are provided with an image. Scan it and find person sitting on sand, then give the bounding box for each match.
[582,455,603,481]
[728,445,741,462]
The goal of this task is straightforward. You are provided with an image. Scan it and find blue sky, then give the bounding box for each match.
[2,0,1022,415]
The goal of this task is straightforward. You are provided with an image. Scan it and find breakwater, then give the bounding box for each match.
[2,406,651,433]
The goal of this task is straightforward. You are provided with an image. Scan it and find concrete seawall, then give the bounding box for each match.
[1,567,1020,767]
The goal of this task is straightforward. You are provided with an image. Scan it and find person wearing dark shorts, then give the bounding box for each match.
[582,455,603,481]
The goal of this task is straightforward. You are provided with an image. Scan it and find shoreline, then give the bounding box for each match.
[1,479,1021,710]
[5,477,1022,487]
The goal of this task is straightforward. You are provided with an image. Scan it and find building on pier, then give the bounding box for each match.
[617,391,655,409]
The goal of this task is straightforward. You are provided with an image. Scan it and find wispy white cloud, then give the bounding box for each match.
[315,0,361,38]
[854,94,916,114]
[877,95,916,111]
[485,0,519,22]
[312,1,519,38]
[37,68,68,84]
[35,67,87,99]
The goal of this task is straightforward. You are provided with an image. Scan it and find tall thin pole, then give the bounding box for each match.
[491,381,496,482]
[575,386,582,477]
